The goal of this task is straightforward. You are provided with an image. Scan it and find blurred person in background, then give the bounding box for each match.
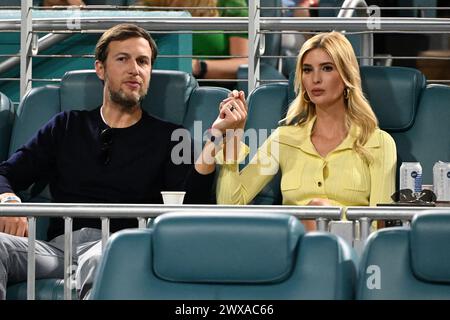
[140,0,248,89]
[43,0,85,5]
[281,0,319,76]
[283,0,319,17]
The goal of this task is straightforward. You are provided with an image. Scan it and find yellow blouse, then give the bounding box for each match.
[216,119,397,207]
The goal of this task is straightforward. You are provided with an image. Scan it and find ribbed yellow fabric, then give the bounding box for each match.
[216,119,397,208]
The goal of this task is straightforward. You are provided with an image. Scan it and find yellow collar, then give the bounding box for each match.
[274,117,380,156]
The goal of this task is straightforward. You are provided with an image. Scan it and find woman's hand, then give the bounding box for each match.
[211,90,247,134]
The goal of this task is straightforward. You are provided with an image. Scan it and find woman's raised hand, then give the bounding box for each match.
[211,90,247,134]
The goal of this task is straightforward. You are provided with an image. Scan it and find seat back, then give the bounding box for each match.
[244,83,290,204]
[0,91,14,162]
[394,85,450,184]
[92,212,357,300]
[9,85,61,218]
[357,210,450,299]
[145,70,197,125]
[361,67,436,183]
[360,66,426,133]
[183,86,230,144]
[182,86,230,203]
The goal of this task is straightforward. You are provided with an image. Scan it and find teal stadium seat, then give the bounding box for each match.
[243,83,290,204]
[359,66,450,184]
[182,85,231,204]
[0,92,14,162]
[5,69,229,299]
[91,212,357,299]
[183,86,230,144]
[404,85,450,182]
[356,210,450,299]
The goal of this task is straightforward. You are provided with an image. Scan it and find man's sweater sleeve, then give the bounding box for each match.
[162,126,215,204]
[0,112,65,195]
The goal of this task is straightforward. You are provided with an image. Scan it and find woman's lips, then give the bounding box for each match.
[311,89,325,96]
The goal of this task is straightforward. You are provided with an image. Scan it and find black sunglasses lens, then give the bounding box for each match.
[100,128,113,165]
[100,149,110,165]
[391,188,437,203]
[101,128,113,145]
[391,189,414,202]
[418,189,437,202]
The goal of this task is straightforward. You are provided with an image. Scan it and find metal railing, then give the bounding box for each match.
[0,203,342,300]
[1,202,449,299]
[346,206,450,255]
[337,0,373,66]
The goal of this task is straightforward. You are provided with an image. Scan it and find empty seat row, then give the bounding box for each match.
[90,210,450,300]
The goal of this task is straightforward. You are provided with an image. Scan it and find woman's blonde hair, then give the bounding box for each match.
[284,31,378,164]
[139,0,219,17]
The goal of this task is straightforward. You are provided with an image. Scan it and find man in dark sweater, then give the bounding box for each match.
[0,24,221,299]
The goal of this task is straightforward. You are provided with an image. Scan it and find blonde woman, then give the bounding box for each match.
[205,32,397,231]
[140,0,248,86]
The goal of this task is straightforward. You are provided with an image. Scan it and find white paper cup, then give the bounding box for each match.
[161,191,186,205]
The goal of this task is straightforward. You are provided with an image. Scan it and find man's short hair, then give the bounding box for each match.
[95,23,158,66]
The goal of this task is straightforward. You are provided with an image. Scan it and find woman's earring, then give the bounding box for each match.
[303,91,311,103]
[343,88,350,100]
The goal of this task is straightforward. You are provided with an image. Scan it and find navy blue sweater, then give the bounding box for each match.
[0,107,214,240]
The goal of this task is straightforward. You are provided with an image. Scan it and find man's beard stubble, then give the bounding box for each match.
[109,88,146,110]
[104,72,148,110]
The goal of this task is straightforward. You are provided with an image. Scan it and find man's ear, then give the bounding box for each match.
[95,60,105,81]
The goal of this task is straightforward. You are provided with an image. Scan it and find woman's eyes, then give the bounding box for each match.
[303,65,333,73]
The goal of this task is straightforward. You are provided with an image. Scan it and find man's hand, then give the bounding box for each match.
[0,217,28,237]
[211,90,248,134]
[0,193,28,237]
